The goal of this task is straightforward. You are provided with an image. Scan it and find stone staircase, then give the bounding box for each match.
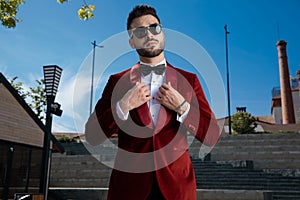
[49,154,111,188]
[49,133,300,199]
[192,159,300,192]
[210,133,300,172]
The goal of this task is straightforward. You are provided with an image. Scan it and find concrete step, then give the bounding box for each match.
[50,154,112,188]
[189,133,300,169]
[217,136,300,142]
[197,175,300,183]
[48,188,266,200]
[49,178,109,187]
[196,173,300,182]
[52,154,103,161]
[211,151,300,161]
[50,169,111,178]
[199,184,299,191]
[51,155,112,169]
[192,159,300,192]
[254,159,300,170]
[214,134,300,146]
[264,191,300,200]
[198,180,300,187]
[50,161,111,170]
[214,141,300,149]
[212,145,300,152]
[52,153,116,163]
[218,133,300,141]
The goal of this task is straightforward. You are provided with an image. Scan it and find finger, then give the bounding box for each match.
[157,91,162,98]
[160,83,168,89]
[156,95,162,102]
[146,95,152,101]
[143,87,151,94]
[140,83,150,91]
[137,83,145,89]
[156,97,161,103]
[159,85,167,93]
[137,84,149,94]
[134,82,142,89]
[156,96,165,104]
[143,91,152,100]
[162,82,172,90]
[145,90,151,97]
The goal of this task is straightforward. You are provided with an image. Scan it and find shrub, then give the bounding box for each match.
[231,112,257,134]
[56,135,77,143]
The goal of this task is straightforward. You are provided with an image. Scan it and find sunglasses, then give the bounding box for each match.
[130,24,162,39]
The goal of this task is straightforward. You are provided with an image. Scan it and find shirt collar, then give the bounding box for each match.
[140,59,166,67]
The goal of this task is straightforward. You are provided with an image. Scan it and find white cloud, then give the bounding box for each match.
[54,68,99,133]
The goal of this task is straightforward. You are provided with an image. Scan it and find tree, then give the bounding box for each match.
[1,0,95,28]
[9,76,46,122]
[28,79,46,122]
[55,134,77,143]
[9,76,27,99]
[231,112,257,134]
[58,0,95,21]
[0,0,25,28]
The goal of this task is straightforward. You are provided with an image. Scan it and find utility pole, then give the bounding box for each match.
[224,25,232,135]
[89,40,104,115]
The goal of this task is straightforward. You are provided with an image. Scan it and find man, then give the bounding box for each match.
[85,4,220,200]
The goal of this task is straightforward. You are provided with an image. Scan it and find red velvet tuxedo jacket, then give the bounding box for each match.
[85,62,220,200]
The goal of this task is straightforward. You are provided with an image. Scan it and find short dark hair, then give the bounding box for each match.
[127,5,160,30]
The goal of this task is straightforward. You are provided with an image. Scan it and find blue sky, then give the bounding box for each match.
[1,0,299,133]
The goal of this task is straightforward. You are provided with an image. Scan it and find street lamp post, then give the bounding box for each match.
[40,65,63,200]
[224,24,232,135]
[89,40,104,115]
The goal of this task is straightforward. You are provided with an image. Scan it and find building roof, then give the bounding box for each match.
[218,115,300,134]
[256,116,275,124]
[271,88,299,113]
[256,119,300,133]
[0,73,64,153]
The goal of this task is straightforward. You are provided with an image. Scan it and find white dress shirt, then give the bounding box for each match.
[116,59,190,126]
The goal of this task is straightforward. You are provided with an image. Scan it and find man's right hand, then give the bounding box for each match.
[119,82,152,115]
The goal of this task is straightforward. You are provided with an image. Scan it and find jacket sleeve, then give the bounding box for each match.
[183,74,220,147]
[85,75,126,146]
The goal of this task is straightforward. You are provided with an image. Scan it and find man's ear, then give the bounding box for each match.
[129,38,135,49]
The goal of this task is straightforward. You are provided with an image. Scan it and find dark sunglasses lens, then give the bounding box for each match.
[133,28,147,38]
[149,24,162,35]
[133,24,162,38]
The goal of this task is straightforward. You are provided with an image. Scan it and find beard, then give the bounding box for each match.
[136,38,164,58]
[136,48,164,57]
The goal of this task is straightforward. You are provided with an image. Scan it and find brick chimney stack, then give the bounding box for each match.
[276,40,295,124]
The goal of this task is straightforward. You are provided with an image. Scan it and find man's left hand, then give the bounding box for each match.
[156,82,188,115]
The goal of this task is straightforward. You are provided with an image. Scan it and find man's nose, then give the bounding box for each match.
[145,30,154,39]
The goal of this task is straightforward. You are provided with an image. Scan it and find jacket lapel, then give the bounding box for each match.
[154,63,178,133]
[165,62,178,91]
[128,63,181,131]
[130,63,154,129]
